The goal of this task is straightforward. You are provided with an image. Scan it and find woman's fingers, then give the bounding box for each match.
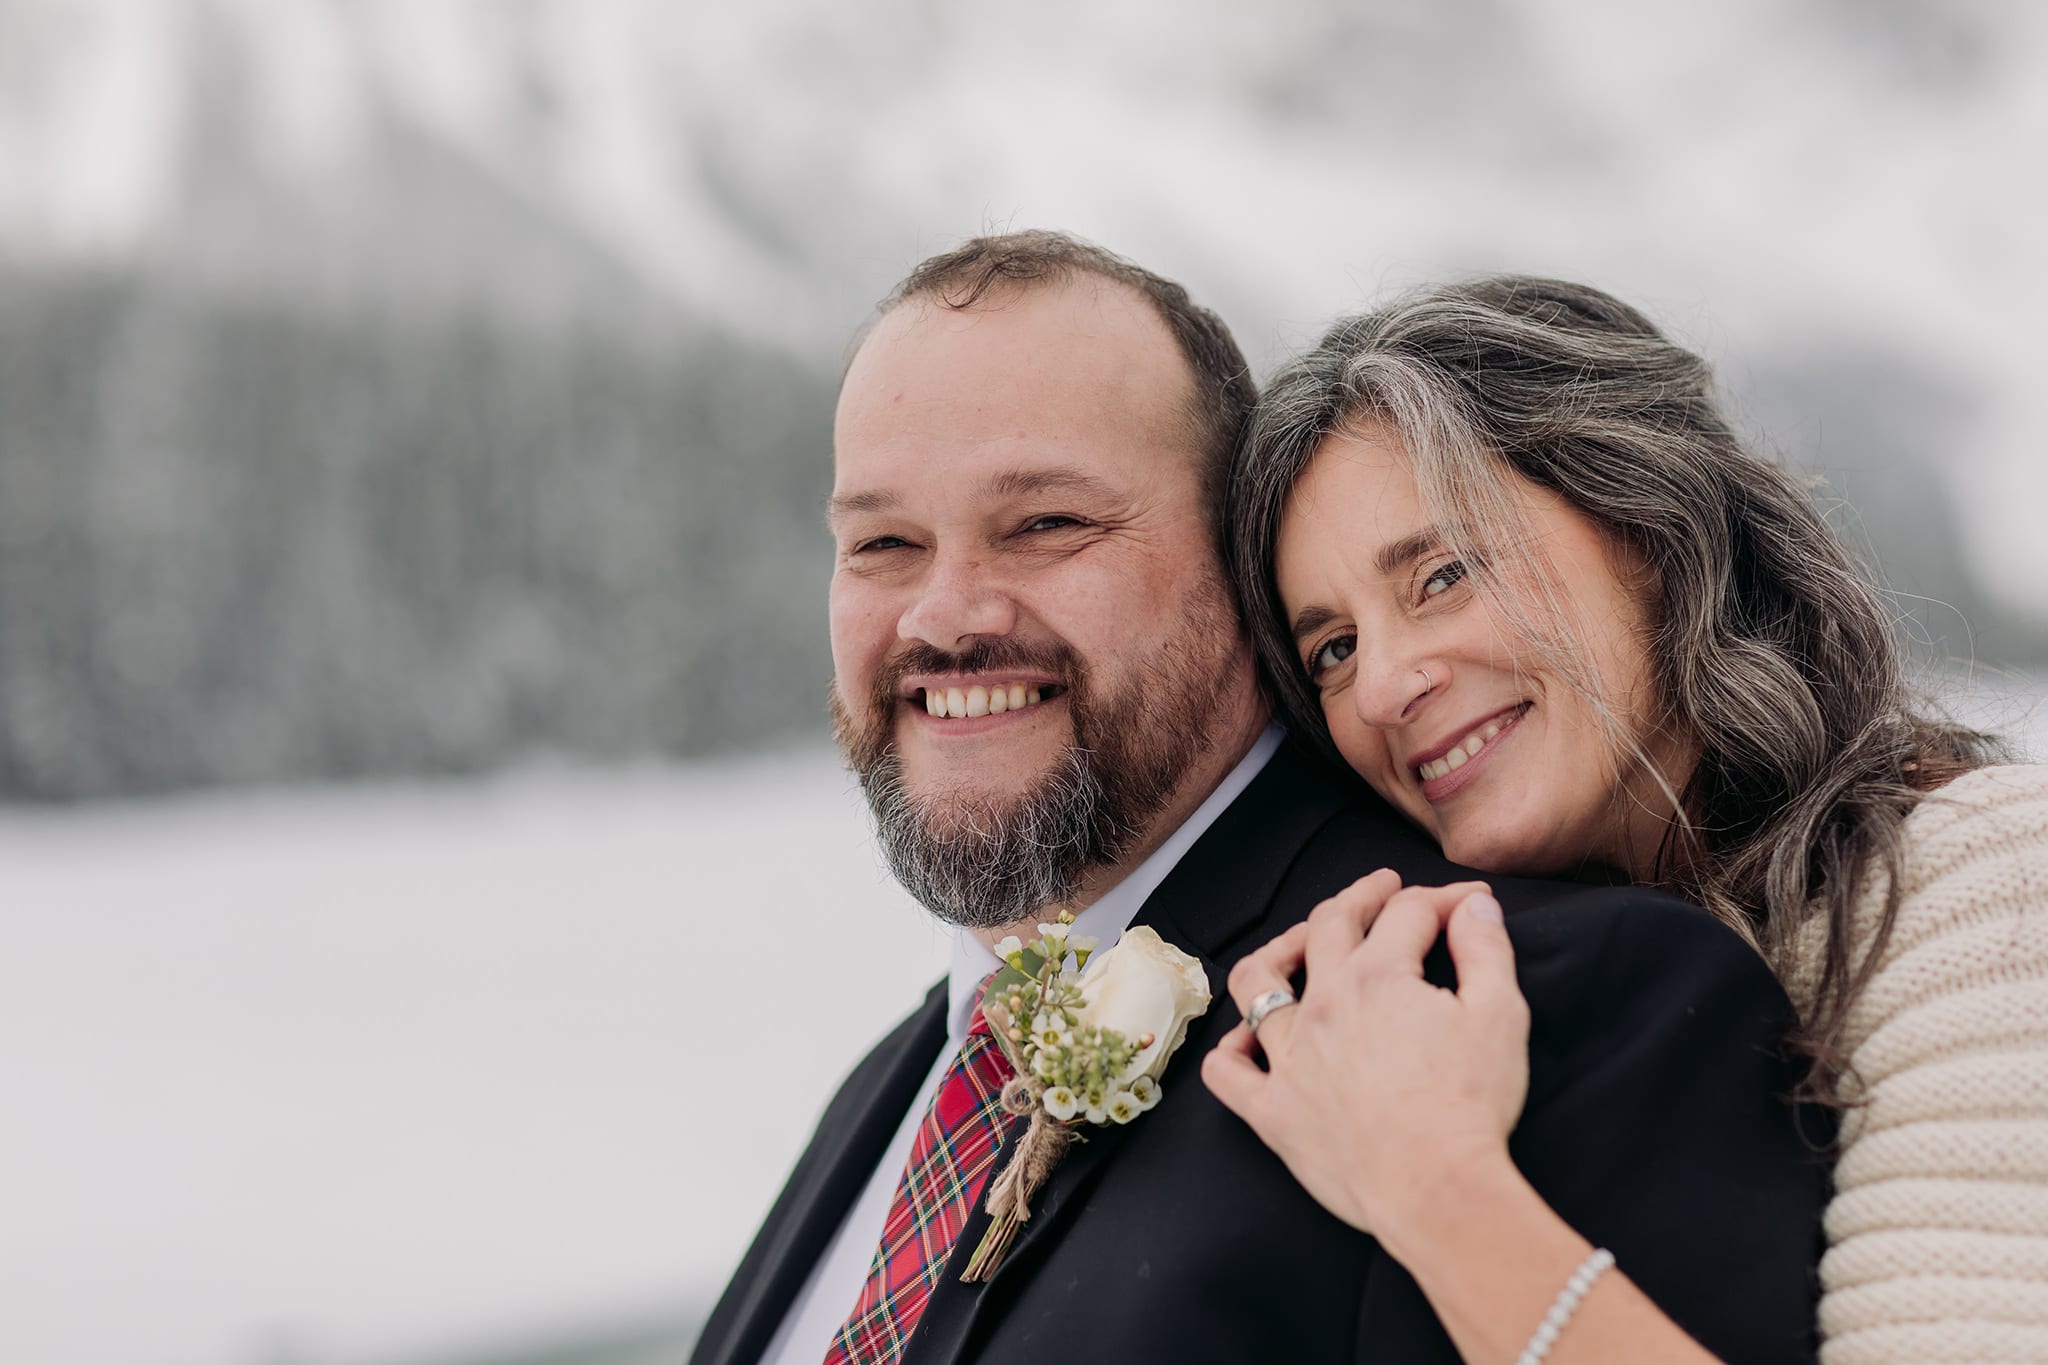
[1223,876,1495,1060]
[1225,923,1306,1009]
[1445,890,1525,1021]
[1200,1024,1268,1122]
[1238,870,1396,1053]
[1304,868,1401,978]
[1204,881,1532,1239]
[1354,881,1492,979]
[1224,922,1307,1052]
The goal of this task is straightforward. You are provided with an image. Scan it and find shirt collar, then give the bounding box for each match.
[942,723,1286,1041]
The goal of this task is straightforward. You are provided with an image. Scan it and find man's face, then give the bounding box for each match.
[827,278,1249,928]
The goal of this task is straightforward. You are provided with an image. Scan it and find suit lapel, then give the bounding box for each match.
[1133,736,1359,959]
[691,981,947,1365]
[904,738,1355,1365]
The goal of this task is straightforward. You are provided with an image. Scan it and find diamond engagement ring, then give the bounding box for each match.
[1244,987,1299,1035]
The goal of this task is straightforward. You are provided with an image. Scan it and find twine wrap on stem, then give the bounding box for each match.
[959,1077,1077,1282]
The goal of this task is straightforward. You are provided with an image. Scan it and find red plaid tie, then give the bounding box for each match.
[824,980,1016,1364]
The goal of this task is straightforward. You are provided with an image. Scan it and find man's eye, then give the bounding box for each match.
[855,535,910,553]
[1308,634,1355,681]
[1022,515,1084,533]
[1421,560,1468,599]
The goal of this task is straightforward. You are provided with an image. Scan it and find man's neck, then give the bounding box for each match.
[969,690,1272,953]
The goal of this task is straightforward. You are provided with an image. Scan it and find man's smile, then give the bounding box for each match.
[911,679,1067,719]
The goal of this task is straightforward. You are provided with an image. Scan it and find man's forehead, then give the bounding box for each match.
[841,281,1189,423]
[828,465,1128,524]
[860,273,1165,355]
[833,283,1199,510]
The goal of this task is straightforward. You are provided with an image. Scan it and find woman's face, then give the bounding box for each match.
[1273,426,1696,882]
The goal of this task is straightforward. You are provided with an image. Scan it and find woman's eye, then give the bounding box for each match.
[1421,560,1468,599]
[1308,634,1355,680]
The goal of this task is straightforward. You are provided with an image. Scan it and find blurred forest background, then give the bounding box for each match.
[1,2,2043,1364]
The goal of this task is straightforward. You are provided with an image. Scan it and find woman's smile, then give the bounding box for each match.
[1410,701,1529,801]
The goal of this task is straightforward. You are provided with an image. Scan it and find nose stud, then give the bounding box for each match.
[1417,668,1433,696]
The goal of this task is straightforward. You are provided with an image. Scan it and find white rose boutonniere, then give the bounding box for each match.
[1073,926,1211,1086]
[963,914,1211,1281]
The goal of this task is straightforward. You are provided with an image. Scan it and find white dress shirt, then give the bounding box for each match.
[761,724,1283,1365]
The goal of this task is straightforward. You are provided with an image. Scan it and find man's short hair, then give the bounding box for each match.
[878,230,1256,540]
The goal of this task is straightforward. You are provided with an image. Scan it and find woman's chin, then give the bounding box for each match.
[1439,829,1624,885]
[1370,782,1597,880]
[1436,827,1561,880]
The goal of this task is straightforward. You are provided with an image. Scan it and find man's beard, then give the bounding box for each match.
[830,575,1244,930]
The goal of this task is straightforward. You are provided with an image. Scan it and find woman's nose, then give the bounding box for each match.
[1350,653,1442,729]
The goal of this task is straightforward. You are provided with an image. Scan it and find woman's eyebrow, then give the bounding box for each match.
[1290,604,1339,644]
[1375,527,1445,577]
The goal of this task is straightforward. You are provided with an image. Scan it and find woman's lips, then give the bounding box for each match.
[1418,703,1529,803]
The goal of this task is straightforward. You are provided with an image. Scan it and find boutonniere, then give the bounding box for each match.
[962,913,1211,1282]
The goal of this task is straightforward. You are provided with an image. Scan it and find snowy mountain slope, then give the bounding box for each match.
[3,0,2042,371]
[0,0,2040,802]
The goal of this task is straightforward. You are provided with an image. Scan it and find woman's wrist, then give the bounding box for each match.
[1367,1138,1542,1272]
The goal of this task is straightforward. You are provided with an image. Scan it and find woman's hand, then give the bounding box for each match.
[1201,869,1531,1246]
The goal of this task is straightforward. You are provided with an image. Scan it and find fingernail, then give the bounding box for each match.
[1464,892,1502,924]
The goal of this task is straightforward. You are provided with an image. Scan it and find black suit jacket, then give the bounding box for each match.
[692,737,1830,1364]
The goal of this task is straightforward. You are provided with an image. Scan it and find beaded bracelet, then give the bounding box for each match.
[1513,1247,1616,1365]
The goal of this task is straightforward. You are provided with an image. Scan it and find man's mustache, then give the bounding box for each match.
[870,639,1085,707]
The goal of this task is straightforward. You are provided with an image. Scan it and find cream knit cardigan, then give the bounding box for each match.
[1778,764,2048,1364]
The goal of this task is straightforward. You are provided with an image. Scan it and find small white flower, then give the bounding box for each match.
[994,935,1024,964]
[1032,1049,1059,1079]
[1105,1090,1141,1124]
[1085,1105,1108,1125]
[1129,1075,1161,1111]
[1070,934,1100,955]
[1037,921,1071,950]
[1043,1086,1079,1122]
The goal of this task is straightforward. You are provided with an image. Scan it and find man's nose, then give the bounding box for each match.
[897,553,1018,654]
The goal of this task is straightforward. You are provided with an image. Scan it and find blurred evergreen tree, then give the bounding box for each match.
[0,264,835,800]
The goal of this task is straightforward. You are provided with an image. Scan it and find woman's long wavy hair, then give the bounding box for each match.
[1228,275,2007,1107]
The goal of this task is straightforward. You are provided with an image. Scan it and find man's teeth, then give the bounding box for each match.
[922,682,1046,719]
[1418,716,1509,781]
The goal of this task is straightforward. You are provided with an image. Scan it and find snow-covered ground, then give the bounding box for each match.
[3,680,2041,1365]
[0,747,952,1365]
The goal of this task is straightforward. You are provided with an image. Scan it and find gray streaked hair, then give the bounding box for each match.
[1227,275,2005,1107]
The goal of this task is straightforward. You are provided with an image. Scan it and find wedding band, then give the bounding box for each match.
[1418,668,1433,695]
[1244,987,1298,1035]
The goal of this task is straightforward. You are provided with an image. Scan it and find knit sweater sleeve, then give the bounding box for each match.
[1815,764,2048,1365]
